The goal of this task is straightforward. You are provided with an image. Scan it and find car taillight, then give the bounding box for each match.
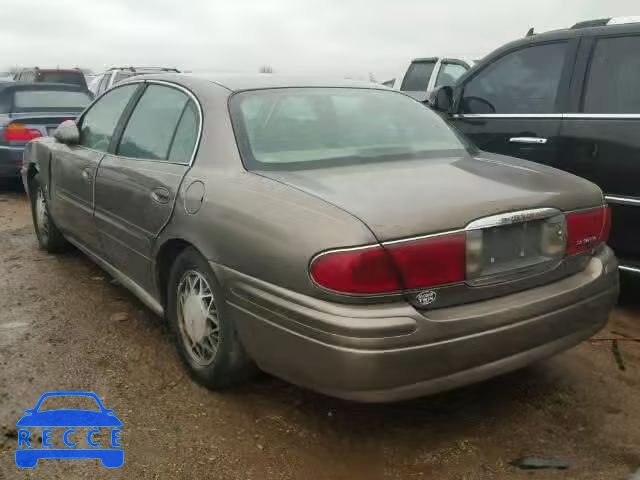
[385,233,466,289]
[4,123,42,142]
[565,206,610,256]
[310,246,401,294]
[309,232,466,295]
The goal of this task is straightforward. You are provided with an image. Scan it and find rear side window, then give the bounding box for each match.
[13,90,92,111]
[583,36,640,113]
[400,61,436,91]
[80,84,138,152]
[114,71,134,84]
[117,85,189,161]
[435,63,468,88]
[168,101,199,164]
[461,42,567,114]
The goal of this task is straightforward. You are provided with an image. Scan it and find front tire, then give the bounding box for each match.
[167,247,257,389]
[29,175,67,253]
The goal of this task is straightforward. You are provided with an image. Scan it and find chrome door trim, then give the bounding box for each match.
[563,113,640,119]
[605,195,640,206]
[453,113,564,119]
[619,265,640,274]
[509,137,548,144]
[454,113,640,119]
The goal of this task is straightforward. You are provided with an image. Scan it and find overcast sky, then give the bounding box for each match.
[1,0,637,80]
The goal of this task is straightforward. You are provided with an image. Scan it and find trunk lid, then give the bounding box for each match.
[257,152,603,241]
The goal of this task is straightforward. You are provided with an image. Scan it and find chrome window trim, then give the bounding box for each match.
[605,194,640,206]
[117,79,203,168]
[78,79,203,168]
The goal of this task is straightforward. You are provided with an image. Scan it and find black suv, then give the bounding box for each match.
[431,17,640,275]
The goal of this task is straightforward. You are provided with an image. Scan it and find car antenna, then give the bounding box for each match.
[526,27,535,37]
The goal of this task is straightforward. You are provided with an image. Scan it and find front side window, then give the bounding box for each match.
[231,88,468,170]
[461,42,567,114]
[435,63,468,88]
[400,61,436,92]
[117,85,189,160]
[80,84,138,152]
[583,35,640,113]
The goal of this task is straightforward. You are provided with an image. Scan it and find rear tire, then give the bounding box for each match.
[29,174,67,253]
[167,247,257,389]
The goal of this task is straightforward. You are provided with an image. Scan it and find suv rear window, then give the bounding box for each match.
[231,88,467,170]
[400,61,436,92]
[13,90,92,111]
[38,71,86,87]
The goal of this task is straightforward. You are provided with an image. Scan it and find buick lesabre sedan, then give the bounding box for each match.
[22,74,619,402]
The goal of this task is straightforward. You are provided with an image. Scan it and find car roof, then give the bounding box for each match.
[126,73,384,93]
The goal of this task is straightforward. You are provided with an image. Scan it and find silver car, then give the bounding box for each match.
[22,74,619,402]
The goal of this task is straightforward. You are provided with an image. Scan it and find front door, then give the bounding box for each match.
[49,83,140,249]
[450,40,578,168]
[94,82,200,291]
[559,33,640,266]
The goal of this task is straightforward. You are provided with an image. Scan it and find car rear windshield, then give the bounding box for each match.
[38,71,86,87]
[13,89,92,111]
[230,88,468,170]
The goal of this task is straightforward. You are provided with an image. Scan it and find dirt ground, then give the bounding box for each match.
[0,184,638,480]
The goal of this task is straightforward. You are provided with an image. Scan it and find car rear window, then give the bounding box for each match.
[38,71,86,87]
[13,89,92,111]
[230,88,468,170]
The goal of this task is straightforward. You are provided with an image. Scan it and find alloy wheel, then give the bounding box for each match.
[176,270,220,366]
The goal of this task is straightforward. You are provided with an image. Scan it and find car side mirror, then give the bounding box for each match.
[54,120,80,145]
[429,86,453,113]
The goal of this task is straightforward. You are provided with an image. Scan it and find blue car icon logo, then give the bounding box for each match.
[15,391,123,468]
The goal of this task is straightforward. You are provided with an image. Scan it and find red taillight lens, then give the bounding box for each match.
[3,123,42,142]
[310,246,401,294]
[310,233,466,295]
[386,233,466,289]
[566,206,610,256]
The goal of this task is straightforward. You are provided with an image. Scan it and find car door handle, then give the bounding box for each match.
[509,137,548,145]
[81,168,92,182]
[150,188,171,204]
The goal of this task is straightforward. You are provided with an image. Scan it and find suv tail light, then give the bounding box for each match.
[309,232,465,295]
[4,123,42,142]
[565,206,610,256]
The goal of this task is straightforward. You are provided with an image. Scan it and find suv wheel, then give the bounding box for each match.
[30,175,67,253]
[167,247,257,389]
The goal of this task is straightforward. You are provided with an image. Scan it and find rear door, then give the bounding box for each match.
[49,83,140,249]
[560,32,640,266]
[94,81,200,290]
[450,39,578,166]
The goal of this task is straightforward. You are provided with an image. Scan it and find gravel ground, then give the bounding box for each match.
[0,185,639,479]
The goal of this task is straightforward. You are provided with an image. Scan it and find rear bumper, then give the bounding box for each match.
[0,145,24,178]
[218,246,619,402]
